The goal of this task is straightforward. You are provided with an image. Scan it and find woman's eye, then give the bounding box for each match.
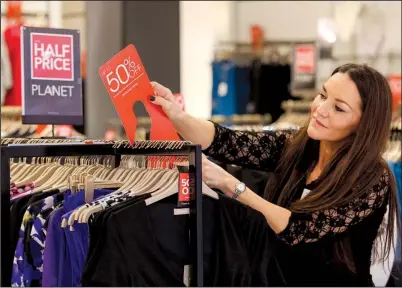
[335,106,344,112]
[319,93,327,99]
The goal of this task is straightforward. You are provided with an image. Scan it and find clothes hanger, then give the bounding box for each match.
[74,156,183,224]
[56,166,90,191]
[37,165,77,192]
[43,166,79,192]
[14,163,51,187]
[11,159,32,182]
[145,177,219,206]
[134,169,173,195]
[76,162,158,224]
[31,165,65,192]
[66,162,136,226]
[114,168,148,193]
[84,174,95,203]
[128,158,167,194]
[145,157,185,195]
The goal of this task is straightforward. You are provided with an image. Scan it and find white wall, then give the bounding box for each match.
[1,1,86,52]
[180,1,236,119]
[1,1,50,30]
[236,1,332,42]
[61,1,86,52]
[236,1,401,77]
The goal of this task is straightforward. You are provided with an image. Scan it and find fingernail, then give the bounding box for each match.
[149,96,155,102]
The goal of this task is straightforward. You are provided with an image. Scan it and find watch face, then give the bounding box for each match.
[237,183,246,191]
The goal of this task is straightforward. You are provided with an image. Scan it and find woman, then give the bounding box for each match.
[150,63,400,286]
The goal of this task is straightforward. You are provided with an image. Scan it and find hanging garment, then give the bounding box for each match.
[41,189,114,287]
[235,65,251,115]
[257,63,291,122]
[4,24,22,106]
[211,60,237,116]
[12,190,64,287]
[386,161,402,287]
[1,34,13,104]
[247,59,262,114]
[81,194,279,287]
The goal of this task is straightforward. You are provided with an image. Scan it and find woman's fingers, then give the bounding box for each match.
[150,81,175,103]
[150,95,171,110]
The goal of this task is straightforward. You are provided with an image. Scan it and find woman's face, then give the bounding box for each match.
[307,72,363,142]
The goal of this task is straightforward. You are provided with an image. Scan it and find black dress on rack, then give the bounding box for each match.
[249,62,292,122]
[202,122,391,286]
[81,193,281,286]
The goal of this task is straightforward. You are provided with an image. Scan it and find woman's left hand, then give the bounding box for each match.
[202,155,237,197]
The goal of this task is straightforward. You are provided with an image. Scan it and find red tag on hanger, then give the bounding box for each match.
[178,172,190,204]
[99,44,180,145]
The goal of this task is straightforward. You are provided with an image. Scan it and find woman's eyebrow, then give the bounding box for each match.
[335,98,352,109]
[323,84,352,109]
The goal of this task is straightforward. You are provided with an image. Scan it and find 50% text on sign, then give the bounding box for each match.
[100,56,144,98]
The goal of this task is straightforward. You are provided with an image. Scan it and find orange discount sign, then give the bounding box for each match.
[99,45,179,145]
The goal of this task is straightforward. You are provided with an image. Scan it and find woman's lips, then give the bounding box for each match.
[313,117,327,128]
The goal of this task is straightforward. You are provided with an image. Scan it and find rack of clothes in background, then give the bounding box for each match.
[1,106,37,138]
[211,40,313,122]
[103,117,154,141]
[1,138,281,287]
[385,118,401,223]
[1,106,86,139]
[270,100,312,129]
[210,114,272,131]
[1,138,204,287]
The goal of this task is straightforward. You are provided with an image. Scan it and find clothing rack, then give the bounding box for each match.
[214,40,316,61]
[0,140,204,287]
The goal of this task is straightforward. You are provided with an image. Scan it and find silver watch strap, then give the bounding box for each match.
[232,183,245,200]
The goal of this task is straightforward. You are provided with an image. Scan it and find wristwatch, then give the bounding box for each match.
[232,182,246,200]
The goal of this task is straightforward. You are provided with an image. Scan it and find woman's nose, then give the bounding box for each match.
[316,103,329,117]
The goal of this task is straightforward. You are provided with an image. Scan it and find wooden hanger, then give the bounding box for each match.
[43,166,80,192]
[15,163,51,187]
[145,177,219,206]
[143,157,184,195]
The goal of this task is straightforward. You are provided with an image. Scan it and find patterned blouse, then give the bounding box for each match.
[202,123,390,246]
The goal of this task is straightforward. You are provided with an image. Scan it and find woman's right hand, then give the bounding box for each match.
[149,81,216,149]
[150,81,185,122]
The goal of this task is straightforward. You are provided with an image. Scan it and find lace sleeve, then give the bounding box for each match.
[203,122,294,172]
[278,170,390,246]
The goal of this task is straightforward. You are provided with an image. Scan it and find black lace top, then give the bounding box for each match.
[203,122,390,286]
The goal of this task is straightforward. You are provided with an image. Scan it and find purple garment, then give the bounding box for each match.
[42,189,114,287]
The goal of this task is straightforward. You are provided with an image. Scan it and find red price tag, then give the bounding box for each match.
[295,45,316,74]
[99,44,180,145]
[178,173,190,203]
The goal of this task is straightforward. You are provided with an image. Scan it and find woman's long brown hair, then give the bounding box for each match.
[264,63,400,272]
